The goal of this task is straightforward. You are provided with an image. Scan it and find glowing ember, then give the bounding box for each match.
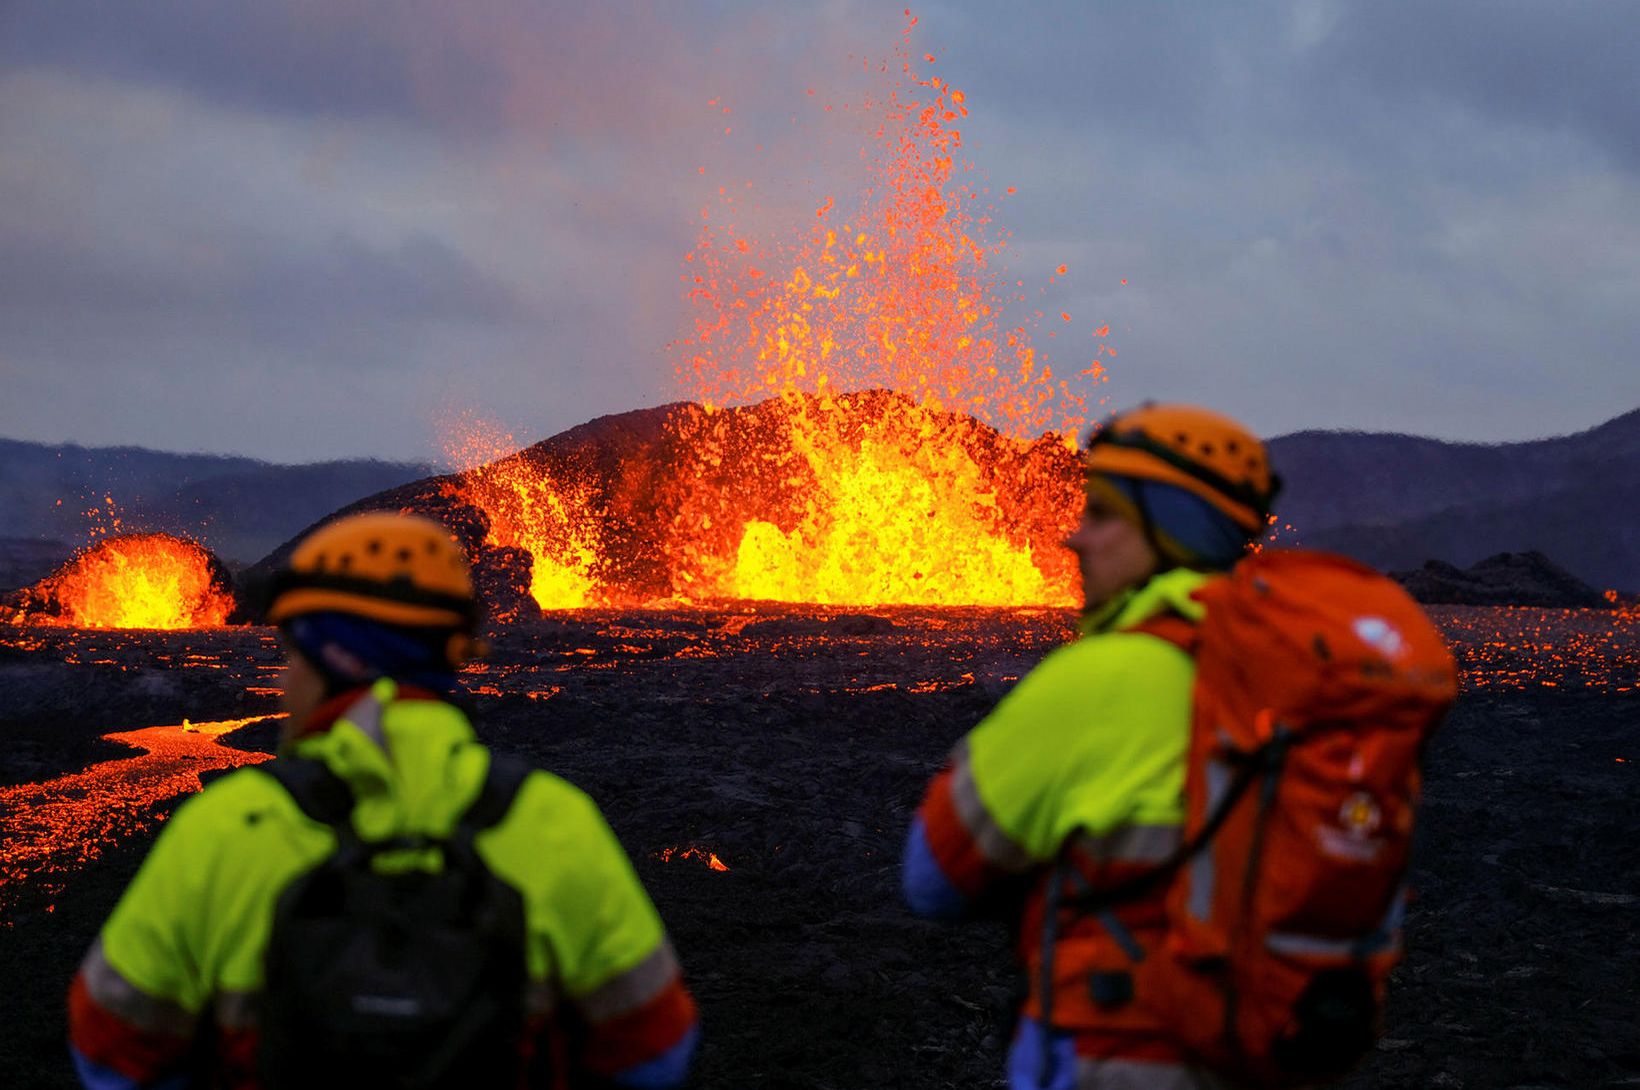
[0,715,276,921]
[11,534,234,630]
[676,16,1097,437]
[656,846,730,872]
[443,11,1094,610]
[1430,604,1640,693]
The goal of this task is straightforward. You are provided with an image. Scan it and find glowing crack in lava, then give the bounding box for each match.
[450,10,1099,609]
[0,716,276,921]
[655,846,730,872]
[14,534,235,629]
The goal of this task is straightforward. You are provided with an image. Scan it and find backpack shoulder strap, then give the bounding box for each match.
[263,756,356,830]
[460,754,534,833]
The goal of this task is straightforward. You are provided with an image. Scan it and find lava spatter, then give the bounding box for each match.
[10,534,235,630]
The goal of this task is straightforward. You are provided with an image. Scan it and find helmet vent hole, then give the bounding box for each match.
[426,540,440,554]
[1200,442,1216,456]
[313,553,327,569]
[396,547,413,562]
[1174,432,1189,446]
[338,555,352,571]
[1227,440,1240,453]
[367,540,383,555]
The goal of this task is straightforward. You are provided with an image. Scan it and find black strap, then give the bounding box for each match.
[264,757,355,830]
[460,755,533,833]
[264,752,534,839]
[1062,733,1288,913]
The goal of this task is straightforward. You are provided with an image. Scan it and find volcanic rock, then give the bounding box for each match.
[1392,551,1612,608]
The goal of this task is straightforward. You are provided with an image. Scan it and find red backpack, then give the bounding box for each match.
[1057,550,1458,1086]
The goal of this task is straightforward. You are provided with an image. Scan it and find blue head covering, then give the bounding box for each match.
[283,611,460,695]
[1099,474,1253,570]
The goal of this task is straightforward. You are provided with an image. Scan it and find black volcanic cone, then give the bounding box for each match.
[247,391,1082,620]
[1393,551,1613,609]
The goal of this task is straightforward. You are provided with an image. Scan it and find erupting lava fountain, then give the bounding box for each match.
[445,11,1110,611]
[7,534,235,630]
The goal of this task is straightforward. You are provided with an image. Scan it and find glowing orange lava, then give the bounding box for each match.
[445,434,602,610]
[13,534,234,630]
[656,846,730,872]
[446,10,1097,610]
[0,715,276,921]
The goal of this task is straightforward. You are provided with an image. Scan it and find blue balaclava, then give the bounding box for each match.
[283,611,460,695]
[1093,473,1253,571]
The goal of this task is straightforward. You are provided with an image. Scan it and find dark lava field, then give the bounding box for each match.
[2,604,1638,1089]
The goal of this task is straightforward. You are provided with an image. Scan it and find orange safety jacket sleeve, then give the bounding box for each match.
[572,940,699,1088]
[498,779,700,1089]
[68,938,198,1090]
[904,737,1036,919]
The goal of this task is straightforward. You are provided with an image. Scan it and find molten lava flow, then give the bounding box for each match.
[0,715,276,920]
[18,534,234,629]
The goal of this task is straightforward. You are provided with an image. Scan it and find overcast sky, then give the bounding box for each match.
[2,1,1636,463]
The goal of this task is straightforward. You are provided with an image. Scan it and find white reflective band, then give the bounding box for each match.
[949,753,1033,873]
[1071,823,1182,864]
[339,688,389,750]
[576,940,680,1023]
[1265,928,1402,959]
[1187,759,1234,923]
[80,939,198,1037]
[1073,1056,1234,1089]
[214,990,258,1030]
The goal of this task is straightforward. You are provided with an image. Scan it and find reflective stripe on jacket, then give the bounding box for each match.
[906,568,1225,1086]
[69,678,697,1089]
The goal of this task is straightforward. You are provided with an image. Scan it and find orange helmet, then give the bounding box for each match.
[264,512,479,631]
[1083,404,1279,532]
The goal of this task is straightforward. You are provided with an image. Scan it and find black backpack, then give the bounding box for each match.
[257,754,533,1090]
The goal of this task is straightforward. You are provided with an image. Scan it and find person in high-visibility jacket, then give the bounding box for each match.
[69,512,698,1090]
[903,405,1281,1089]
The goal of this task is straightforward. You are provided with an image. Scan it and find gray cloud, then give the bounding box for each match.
[0,0,1636,462]
[1310,0,1640,170]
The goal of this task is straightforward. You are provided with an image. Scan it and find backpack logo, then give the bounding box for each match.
[1337,791,1382,838]
[1316,790,1387,863]
[1352,615,1408,660]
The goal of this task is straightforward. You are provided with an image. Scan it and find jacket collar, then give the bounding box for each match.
[1080,566,1215,637]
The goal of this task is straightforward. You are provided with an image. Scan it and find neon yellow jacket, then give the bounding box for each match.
[70,680,697,1089]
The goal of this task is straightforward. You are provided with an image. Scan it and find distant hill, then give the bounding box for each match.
[0,438,430,574]
[1266,408,1639,592]
[10,403,1637,599]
